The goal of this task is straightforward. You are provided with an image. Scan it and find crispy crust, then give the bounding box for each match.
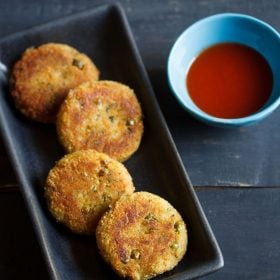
[57,80,144,162]
[45,150,134,234]
[96,192,187,280]
[11,43,99,123]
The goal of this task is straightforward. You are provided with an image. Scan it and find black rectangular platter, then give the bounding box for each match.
[0,4,223,280]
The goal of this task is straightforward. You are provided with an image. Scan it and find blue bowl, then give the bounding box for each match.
[167,13,280,127]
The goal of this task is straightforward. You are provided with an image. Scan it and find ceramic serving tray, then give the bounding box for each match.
[0,4,223,279]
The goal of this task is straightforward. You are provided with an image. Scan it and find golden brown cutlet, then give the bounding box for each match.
[96,192,187,280]
[45,149,135,234]
[57,80,143,162]
[11,43,99,123]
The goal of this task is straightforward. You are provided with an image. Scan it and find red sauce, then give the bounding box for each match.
[187,43,273,118]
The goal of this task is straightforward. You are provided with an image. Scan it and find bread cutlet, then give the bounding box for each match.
[96,192,187,280]
[57,80,143,162]
[11,43,99,123]
[45,149,135,234]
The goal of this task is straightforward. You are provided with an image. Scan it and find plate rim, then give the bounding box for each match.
[0,3,224,279]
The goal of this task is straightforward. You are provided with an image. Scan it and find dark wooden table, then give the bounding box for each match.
[1,1,280,279]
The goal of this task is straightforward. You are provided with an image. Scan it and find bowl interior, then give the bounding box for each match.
[168,14,280,124]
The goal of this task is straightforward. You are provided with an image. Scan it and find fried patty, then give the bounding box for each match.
[96,192,187,280]
[45,149,134,234]
[57,80,143,162]
[11,43,99,123]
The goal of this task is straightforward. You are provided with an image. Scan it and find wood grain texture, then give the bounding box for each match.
[197,188,280,279]
[0,0,280,187]
[0,1,280,279]
[1,188,279,279]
